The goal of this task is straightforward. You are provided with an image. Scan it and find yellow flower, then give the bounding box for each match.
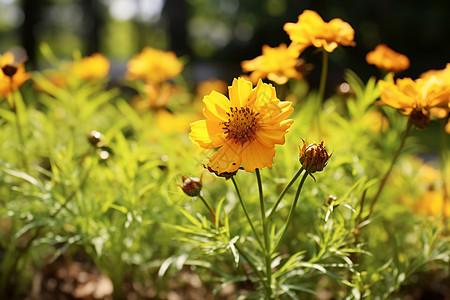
[0,51,31,98]
[283,10,355,53]
[420,64,450,133]
[70,53,110,80]
[366,44,410,72]
[155,109,191,134]
[131,82,181,110]
[378,75,450,129]
[126,47,183,83]
[241,43,303,85]
[190,77,294,173]
[415,189,450,218]
[196,78,228,98]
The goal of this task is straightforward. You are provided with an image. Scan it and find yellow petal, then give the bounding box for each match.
[208,142,242,173]
[251,79,276,111]
[241,140,275,172]
[202,91,231,121]
[257,120,294,147]
[228,77,253,107]
[189,120,225,149]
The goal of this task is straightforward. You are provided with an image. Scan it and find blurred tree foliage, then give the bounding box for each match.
[0,0,449,84]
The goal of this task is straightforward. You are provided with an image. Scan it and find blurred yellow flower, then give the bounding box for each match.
[378,74,450,129]
[361,110,389,133]
[156,109,191,134]
[195,78,228,98]
[241,43,303,85]
[126,47,183,83]
[366,44,410,72]
[190,77,294,173]
[420,64,450,133]
[283,10,355,53]
[0,51,31,98]
[70,53,110,80]
[131,82,181,110]
[415,189,450,218]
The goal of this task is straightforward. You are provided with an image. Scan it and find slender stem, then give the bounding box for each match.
[316,50,329,134]
[231,176,264,248]
[255,168,273,298]
[317,50,329,107]
[198,194,216,225]
[267,167,304,220]
[368,119,412,217]
[273,172,309,253]
[7,91,28,170]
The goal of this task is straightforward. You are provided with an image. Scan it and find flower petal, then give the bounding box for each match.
[208,142,242,173]
[241,140,275,172]
[228,77,253,107]
[189,120,225,149]
[202,91,231,121]
[257,120,294,147]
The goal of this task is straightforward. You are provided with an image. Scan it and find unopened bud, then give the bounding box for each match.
[178,175,202,197]
[87,130,104,147]
[299,139,331,179]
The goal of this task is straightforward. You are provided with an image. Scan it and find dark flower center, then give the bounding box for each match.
[222,107,260,145]
[2,64,17,78]
[410,109,430,129]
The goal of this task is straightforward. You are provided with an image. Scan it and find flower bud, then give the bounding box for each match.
[299,139,331,179]
[87,130,104,147]
[178,175,202,197]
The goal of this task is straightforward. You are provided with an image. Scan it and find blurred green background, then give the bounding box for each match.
[1,0,449,87]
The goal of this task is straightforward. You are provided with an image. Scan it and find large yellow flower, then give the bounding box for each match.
[190,77,294,173]
[0,51,31,98]
[126,47,183,83]
[366,44,410,72]
[283,10,355,53]
[70,53,110,80]
[379,75,450,129]
[241,43,303,85]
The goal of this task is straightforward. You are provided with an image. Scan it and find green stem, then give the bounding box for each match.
[255,168,273,298]
[273,172,309,253]
[368,119,412,217]
[198,194,216,225]
[316,50,329,133]
[7,91,28,170]
[267,167,304,220]
[231,176,264,248]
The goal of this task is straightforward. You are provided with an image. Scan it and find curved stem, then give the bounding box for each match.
[368,119,412,217]
[273,172,309,253]
[267,167,305,220]
[231,176,263,248]
[255,168,273,298]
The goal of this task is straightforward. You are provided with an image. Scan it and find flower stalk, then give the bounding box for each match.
[368,119,412,217]
[273,171,309,253]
